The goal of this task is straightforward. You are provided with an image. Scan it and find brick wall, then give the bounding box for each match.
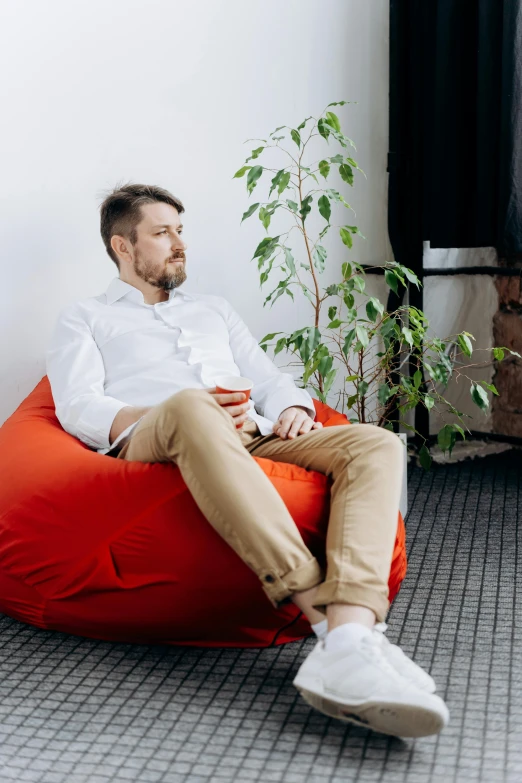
[493,262,522,435]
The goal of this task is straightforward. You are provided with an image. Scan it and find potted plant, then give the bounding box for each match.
[234,102,518,472]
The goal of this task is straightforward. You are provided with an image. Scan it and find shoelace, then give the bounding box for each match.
[359,633,402,679]
[372,623,430,687]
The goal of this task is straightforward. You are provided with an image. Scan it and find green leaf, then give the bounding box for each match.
[402,327,414,348]
[269,169,286,197]
[453,424,466,440]
[324,111,341,132]
[317,118,330,140]
[327,101,348,107]
[341,262,352,279]
[297,116,313,130]
[356,324,369,348]
[233,165,251,178]
[247,146,264,161]
[366,299,380,322]
[385,269,399,294]
[438,424,456,455]
[318,195,331,223]
[252,235,280,259]
[480,381,499,396]
[419,445,432,471]
[470,383,489,412]
[493,347,505,361]
[300,195,313,222]
[277,171,291,194]
[323,367,337,394]
[358,380,369,398]
[353,276,365,293]
[339,227,353,248]
[347,394,358,410]
[241,203,260,223]
[424,395,435,410]
[413,370,423,389]
[290,129,301,147]
[342,329,357,356]
[346,374,359,382]
[330,154,344,164]
[318,160,330,179]
[283,247,296,276]
[328,306,337,321]
[313,244,327,273]
[326,188,351,209]
[378,384,392,405]
[458,334,473,358]
[402,267,421,288]
[339,163,354,185]
[260,332,281,344]
[326,284,340,296]
[327,319,342,329]
[246,165,263,194]
[274,337,287,355]
[286,199,299,212]
[258,206,271,230]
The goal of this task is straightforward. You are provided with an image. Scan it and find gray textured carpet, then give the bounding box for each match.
[0,452,521,783]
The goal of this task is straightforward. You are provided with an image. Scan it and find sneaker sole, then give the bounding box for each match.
[294,678,449,738]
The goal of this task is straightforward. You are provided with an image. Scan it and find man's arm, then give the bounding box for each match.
[219,299,316,421]
[46,304,140,451]
[109,405,152,445]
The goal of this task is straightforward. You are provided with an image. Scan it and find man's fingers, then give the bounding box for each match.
[212,392,247,405]
[222,401,250,415]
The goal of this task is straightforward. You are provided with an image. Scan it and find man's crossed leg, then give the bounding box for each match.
[116,388,449,737]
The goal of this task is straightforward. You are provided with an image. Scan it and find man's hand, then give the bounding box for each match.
[207,388,251,428]
[273,406,323,440]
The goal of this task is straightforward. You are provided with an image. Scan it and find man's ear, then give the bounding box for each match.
[110,234,131,264]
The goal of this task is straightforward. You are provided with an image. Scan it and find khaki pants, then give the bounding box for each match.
[116,389,404,622]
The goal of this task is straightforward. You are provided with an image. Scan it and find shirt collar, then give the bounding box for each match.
[106,277,195,306]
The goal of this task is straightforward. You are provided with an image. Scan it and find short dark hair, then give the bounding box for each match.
[99,182,185,269]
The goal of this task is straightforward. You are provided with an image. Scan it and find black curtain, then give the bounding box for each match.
[388,0,522,441]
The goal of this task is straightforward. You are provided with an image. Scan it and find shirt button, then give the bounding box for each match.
[264,575,275,583]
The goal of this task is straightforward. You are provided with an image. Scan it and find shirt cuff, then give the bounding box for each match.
[75,397,130,451]
[264,390,316,423]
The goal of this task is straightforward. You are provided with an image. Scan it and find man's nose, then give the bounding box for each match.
[172,236,187,251]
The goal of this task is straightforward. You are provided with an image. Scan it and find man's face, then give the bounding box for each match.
[129,201,188,292]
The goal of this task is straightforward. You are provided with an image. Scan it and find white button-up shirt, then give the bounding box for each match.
[46,277,315,456]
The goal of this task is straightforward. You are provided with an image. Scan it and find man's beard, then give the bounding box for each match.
[133,250,187,292]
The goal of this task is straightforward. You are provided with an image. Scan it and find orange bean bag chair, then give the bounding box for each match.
[0,377,407,647]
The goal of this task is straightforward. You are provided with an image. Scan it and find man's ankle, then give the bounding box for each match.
[326,603,376,631]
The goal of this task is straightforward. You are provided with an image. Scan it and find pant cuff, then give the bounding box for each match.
[261,557,324,608]
[312,580,390,623]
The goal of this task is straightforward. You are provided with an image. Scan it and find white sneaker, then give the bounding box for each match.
[293,636,449,737]
[372,623,436,693]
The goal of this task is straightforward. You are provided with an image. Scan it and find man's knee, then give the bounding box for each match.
[355,423,404,462]
[165,388,209,411]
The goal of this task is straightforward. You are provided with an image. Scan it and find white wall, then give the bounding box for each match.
[0,0,390,425]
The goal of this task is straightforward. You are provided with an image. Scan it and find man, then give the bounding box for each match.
[46,183,449,737]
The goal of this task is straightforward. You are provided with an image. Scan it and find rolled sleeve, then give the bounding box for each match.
[46,304,130,451]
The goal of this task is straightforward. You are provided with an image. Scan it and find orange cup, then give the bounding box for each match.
[214,376,254,429]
